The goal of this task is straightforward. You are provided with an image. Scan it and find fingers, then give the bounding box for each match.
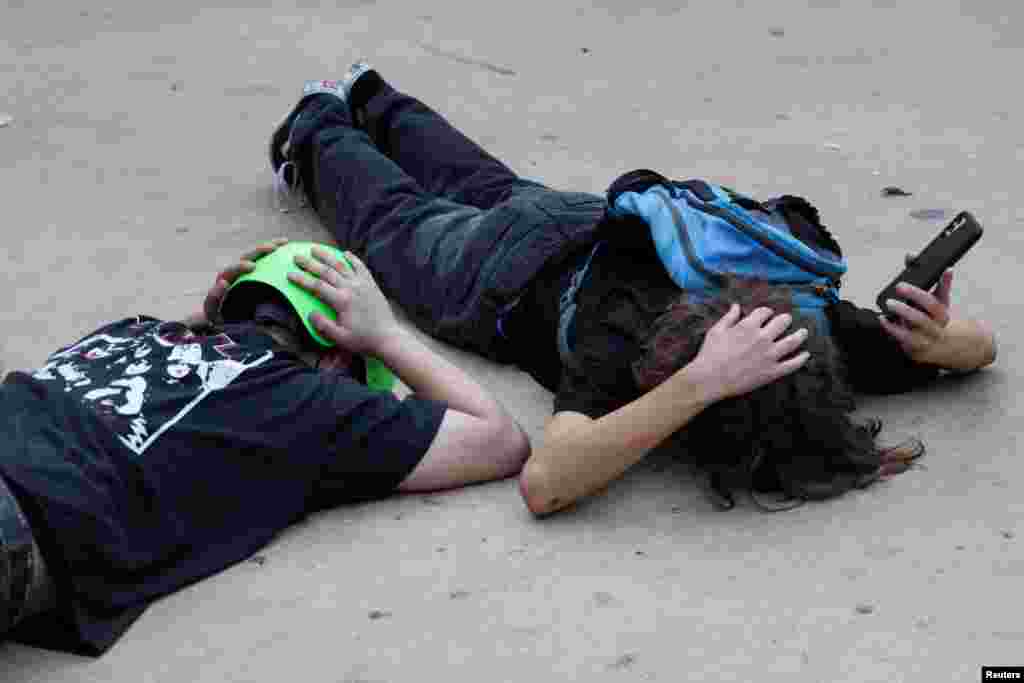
[221,238,290,281]
[772,350,810,378]
[892,282,950,326]
[880,315,937,359]
[199,239,289,326]
[293,252,344,289]
[314,247,350,271]
[203,277,230,319]
[741,306,775,329]
[307,310,348,342]
[718,305,799,340]
[712,303,742,330]
[760,311,795,340]
[772,326,809,359]
[215,260,258,287]
[240,237,289,263]
[207,278,229,301]
[341,250,367,275]
[287,249,369,327]
[878,314,928,354]
[748,309,808,359]
[881,297,948,356]
[884,297,934,330]
[310,246,354,276]
[287,269,347,305]
[934,270,954,307]
[211,239,289,291]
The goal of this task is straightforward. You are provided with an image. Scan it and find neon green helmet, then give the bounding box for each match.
[219,241,396,392]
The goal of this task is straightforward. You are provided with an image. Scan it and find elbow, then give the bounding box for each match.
[487,416,531,481]
[501,419,532,473]
[518,458,561,517]
[983,327,998,367]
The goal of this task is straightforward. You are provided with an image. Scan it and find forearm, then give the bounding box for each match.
[916,317,997,372]
[523,364,714,515]
[373,328,511,422]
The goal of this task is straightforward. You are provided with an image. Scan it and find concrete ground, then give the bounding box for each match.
[1,0,1020,680]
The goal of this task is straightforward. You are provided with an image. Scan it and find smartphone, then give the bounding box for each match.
[877,211,983,315]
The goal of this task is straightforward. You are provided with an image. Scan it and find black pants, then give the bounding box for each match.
[286,78,606,361]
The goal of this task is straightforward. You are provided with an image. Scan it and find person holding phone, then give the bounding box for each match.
[0,240,530,655]
[268,63,997,516]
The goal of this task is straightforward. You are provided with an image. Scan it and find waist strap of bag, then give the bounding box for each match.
[1,474,56,636]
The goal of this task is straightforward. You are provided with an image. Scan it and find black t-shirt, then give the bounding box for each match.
[0,317,445,655]
[505,215,941,419]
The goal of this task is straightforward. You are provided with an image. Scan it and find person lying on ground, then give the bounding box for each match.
[267,63,997,516]
[0,239,529,655]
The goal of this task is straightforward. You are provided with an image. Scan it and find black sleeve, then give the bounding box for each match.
[827,300,942,394]
[210,361,447,509]
[312,378,447,506]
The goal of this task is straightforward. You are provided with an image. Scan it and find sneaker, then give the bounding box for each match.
[267,63,378,175]
[341,61,377,101]
[268,79,345,176]
[268,64,379,212]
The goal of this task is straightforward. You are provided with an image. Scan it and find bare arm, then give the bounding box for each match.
[520,364,715,516]
[373,327,532,490]
[519,305,810,516]
[373,328,515,423]
[291,248,530,491]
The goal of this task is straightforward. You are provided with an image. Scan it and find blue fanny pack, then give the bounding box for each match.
[610,179,846,324]
[557,173,847,371]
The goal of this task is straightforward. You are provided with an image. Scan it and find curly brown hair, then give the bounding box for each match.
[632,276,923,510]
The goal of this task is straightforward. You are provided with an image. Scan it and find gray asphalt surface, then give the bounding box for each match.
[1,1,1020,681]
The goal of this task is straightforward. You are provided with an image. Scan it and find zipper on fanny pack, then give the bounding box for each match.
[688,194,844,283]
[661,194,728,288]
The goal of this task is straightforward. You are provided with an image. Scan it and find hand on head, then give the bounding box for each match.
[185,238,290,328]
[287,248,398,355]
[687,304,810,403]
[878,270,953,362]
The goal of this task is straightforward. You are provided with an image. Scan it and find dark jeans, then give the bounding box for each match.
[286,79,606,361]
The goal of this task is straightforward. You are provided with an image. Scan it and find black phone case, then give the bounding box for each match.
[877,211,983,315]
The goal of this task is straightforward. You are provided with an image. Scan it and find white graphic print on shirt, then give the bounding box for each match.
[32,318,272,455]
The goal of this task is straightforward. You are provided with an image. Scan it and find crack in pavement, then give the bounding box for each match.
[416,42,517,76]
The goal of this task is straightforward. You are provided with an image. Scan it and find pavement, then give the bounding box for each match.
[1,1,1021,681]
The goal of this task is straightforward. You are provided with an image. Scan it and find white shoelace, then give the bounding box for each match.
[273,161,307,213]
